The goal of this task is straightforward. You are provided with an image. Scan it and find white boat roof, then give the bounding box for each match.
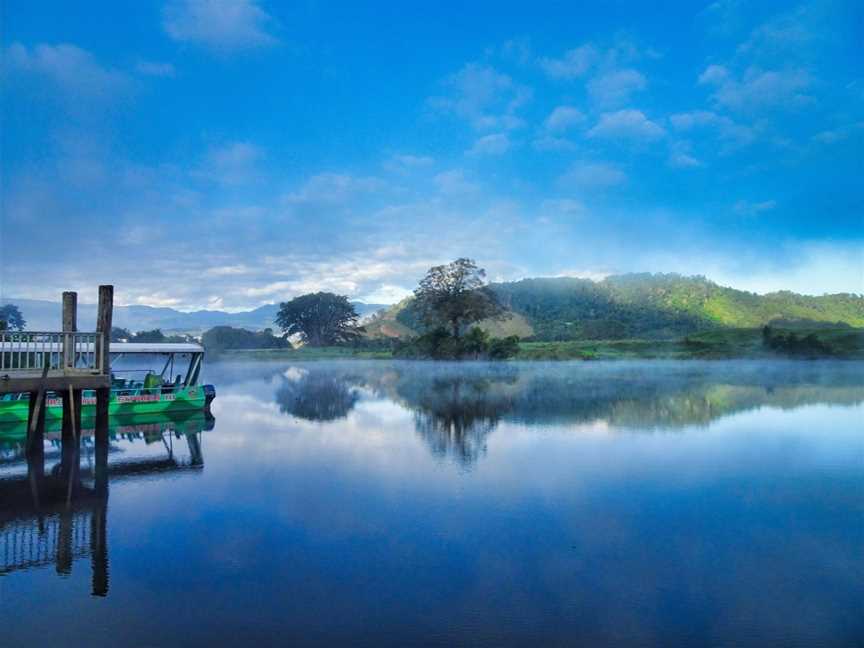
[0,341,204,354]
[111,342,204,354]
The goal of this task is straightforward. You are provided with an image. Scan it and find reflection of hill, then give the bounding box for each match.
[502,364,864,430]
[269,362,864,463]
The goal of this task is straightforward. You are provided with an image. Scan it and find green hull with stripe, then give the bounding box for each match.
[0,385,208,425]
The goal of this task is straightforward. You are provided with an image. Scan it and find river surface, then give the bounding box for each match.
[1,360,862,646]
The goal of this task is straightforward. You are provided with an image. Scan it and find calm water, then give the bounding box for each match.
[1,360,862,647]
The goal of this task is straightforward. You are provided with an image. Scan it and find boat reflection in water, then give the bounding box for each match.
[0,412,212,596]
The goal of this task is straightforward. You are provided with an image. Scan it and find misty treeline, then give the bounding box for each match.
[761,326,832,356]
[111,327,195,344]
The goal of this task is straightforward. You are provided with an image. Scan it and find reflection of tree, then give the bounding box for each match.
[395,370,518,467]
[276,372,360,422]
[411,380,501,466]
[267,361,864,463]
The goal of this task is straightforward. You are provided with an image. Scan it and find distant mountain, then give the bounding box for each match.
[1,298,385,333]
[366,273,864,341]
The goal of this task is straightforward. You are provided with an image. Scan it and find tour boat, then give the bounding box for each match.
[0,342,215,425]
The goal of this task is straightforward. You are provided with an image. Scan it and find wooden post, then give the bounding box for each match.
[95,285,113,444]
[61,292,81,444]
[90,498,109,596]
[91,435,109,597]
[26,389,46,455]
[27,359,51,458]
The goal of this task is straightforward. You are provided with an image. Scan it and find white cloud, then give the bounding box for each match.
[810,121,863,145]
[358,284,413,305]
[539,37,654,82]
[553,268,611,282]
[587,68,647,106]
[668,141,702,168]
[136,60,176,77]
[587,109,665,141]
[539,44,598,79]
[541,198,585,218]
[544,106,585,132]
[812,130,844,144]
[700,0,744,37]
[206,264,252,276]
[134,293,182,307]
[698,64,729,86]
[4,42,129,97]
[163,0,278,51]
[532,136,576,152]
[284,172,385,206]
[467,133,511,156]
[434,169,479,196]
[669,109,754,148]
[383,154,434,173]
[194,141,262,185]
[496,37,533,67]
[699,64,812,112]
[737,5,816,59]
[733,199,777,216]
[706,243,864,296]
[559,161,627,189]
[429,63,531,130]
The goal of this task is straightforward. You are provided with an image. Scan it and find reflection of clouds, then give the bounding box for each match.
[283,366,308,382]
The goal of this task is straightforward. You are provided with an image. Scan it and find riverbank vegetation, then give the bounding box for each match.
[200,261,863,361]
[214,325,863,361]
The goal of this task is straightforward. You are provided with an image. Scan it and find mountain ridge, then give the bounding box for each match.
[1,298,385,333]
[366,273,864,341]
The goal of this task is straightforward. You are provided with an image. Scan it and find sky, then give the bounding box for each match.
[1,0,862,311]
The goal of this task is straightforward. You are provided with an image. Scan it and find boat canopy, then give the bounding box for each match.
[0,340,204,355]
[111,342,204,354]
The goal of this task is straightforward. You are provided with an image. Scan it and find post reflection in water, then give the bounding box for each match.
[0,413,211,596]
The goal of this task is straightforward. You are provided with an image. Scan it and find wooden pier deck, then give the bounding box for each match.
[0,287,113,450]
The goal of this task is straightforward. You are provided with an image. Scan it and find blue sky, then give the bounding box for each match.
[2,0,862,310]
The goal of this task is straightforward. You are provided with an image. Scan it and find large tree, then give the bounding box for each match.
[276,292,363,346]
[413,258,505,337]
[0,304,26,331]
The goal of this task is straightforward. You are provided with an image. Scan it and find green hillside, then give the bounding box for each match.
[367,273,863,342]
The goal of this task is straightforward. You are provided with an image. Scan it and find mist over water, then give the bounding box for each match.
[2,360,863,646]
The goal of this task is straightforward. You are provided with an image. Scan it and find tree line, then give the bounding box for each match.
[272,258,519,359]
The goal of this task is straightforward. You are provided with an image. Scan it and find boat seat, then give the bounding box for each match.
[143,373,163,392]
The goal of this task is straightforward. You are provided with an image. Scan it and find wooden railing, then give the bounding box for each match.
[0,331,106,375]
[0,512,93,575]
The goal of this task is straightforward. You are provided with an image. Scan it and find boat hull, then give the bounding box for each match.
[0,385,209,425]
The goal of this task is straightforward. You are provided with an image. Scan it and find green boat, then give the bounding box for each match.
[0,342,215,425]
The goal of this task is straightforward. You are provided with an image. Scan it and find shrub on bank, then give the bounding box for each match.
[394,327,519,360]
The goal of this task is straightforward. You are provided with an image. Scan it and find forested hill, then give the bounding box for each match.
[369,273,864,341]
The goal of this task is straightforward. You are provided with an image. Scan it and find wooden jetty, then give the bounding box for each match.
[0,286,113,452]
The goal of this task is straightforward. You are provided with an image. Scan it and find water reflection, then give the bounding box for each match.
[268,361,864,465]
[276,367,360,421]
[404,373,517,466]
[4,361,861,646]
[0,413,211,595]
